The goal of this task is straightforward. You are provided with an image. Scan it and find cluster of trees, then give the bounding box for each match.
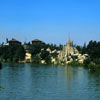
[25,42,63,64]
[76,40,100,72]
[0,43,25,62]
[0,42,63,64]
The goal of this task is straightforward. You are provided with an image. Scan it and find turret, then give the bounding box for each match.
[6,38,8,43]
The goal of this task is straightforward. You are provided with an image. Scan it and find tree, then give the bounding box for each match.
[30,42,45,56]
[0,43,25,62]
[15,46,25,61]
[31,54,41,64]
[40,50,50,60]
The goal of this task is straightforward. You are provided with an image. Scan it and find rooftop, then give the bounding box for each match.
[8,38,21,43]
[32,39,45,44]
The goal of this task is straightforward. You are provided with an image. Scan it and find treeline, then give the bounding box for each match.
[76,40,100,73]
[0,42,63,63]
[1,39,100,72]
[0,43,25,62]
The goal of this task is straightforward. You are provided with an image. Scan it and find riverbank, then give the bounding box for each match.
[0,60,84,67]
[1,60,100,75]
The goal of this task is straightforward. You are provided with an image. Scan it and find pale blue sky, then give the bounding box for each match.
[0,0,100,45]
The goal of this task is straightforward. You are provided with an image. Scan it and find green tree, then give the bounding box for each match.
[40,50,49,60]
[32,54,41,64]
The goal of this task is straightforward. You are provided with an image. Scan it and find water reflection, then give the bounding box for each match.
[0,63,100,100]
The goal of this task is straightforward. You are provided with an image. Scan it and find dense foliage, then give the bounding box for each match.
[0,43,25,62]
[25,42,63,64]
[0,42,63,64]
[76,40,100,72]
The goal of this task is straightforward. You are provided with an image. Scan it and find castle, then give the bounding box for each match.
[58,38,88,64]
[59,38,79,60]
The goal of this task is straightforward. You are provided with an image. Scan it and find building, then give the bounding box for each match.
[58,38,88,64]
[32,39,45,45]
[59,38,79,60]
[7,38,21,45]
[25,52,32,63]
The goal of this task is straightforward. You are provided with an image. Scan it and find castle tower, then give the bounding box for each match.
[59,33,80,60]
[66,34,74,56]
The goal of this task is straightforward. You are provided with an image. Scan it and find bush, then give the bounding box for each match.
[88,61,100,72]
[83,58,91,67]
[68,61,83,66]
[31,54,41,64]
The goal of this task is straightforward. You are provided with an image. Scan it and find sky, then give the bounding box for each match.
[0,0,100,45]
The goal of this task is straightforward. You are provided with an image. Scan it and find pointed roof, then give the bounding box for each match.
[66,38,72,45]
[67,39,72,43]
[66,32,72,44]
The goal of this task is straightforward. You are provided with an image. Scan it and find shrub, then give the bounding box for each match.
[88,61,100,72]
[31,54,41,64]
[83,58,91,67]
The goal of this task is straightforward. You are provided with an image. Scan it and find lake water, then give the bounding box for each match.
[0,63,100,100]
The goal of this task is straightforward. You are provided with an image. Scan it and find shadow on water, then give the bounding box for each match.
[0,62,4,91]
[0,62,2,70]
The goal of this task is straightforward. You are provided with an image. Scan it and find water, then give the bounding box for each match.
[0,63,100,100]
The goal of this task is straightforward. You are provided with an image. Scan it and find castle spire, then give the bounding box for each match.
[68,32,70,41]
[67,32,72,46]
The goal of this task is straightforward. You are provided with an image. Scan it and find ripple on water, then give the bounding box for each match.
[0,63,100,100]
